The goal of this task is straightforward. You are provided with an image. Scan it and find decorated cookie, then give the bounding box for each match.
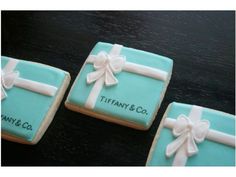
[65,42,173,130]
[1,56,71,144]
[146,102,235,166]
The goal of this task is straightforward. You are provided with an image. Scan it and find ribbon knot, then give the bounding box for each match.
[86,51,126,86]
[1,69,19,99]
[166,114,210,158]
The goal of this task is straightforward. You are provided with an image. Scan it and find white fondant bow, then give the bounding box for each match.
[166,114,210,157]
[163,105,235,166]
[1,69,19,99]
[87,51,126,86]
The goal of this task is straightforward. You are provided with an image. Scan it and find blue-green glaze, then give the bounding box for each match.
[1,56,68,142]
[147,102,235,166]
[67,42,173,128]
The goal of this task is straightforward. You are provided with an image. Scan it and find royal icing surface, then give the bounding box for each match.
[67,42,173,128]
[1,56,68,142]
[146,102,235,166]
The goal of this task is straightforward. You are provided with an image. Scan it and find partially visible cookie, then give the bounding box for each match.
[65,42,173,130]
[1,56,71,145]
[146,102,235,166]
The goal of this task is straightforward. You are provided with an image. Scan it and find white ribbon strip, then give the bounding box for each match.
[1,58,58,100]
[163,105,235,166]
[85,44,168,109]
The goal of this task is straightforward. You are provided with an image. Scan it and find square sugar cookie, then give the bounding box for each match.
[146,102,235,166]
[65,42,173,130]
[1,56,71,145]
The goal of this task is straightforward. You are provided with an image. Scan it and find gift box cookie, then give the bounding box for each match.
[1,56,71,144]
[65,42,173,130]
[146,102,235,166]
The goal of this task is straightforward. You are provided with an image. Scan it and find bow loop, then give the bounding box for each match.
[192,120,210,143]
[94,52,109,69]
[109,56,126,73]
[86,51,126,86]
[173,114,190,136]
[1,69,20,100]
[1,70,19,89]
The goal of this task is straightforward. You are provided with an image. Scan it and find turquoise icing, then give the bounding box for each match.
[67,42,173,128]
[146,102,235,166]
[1,56,68,142]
